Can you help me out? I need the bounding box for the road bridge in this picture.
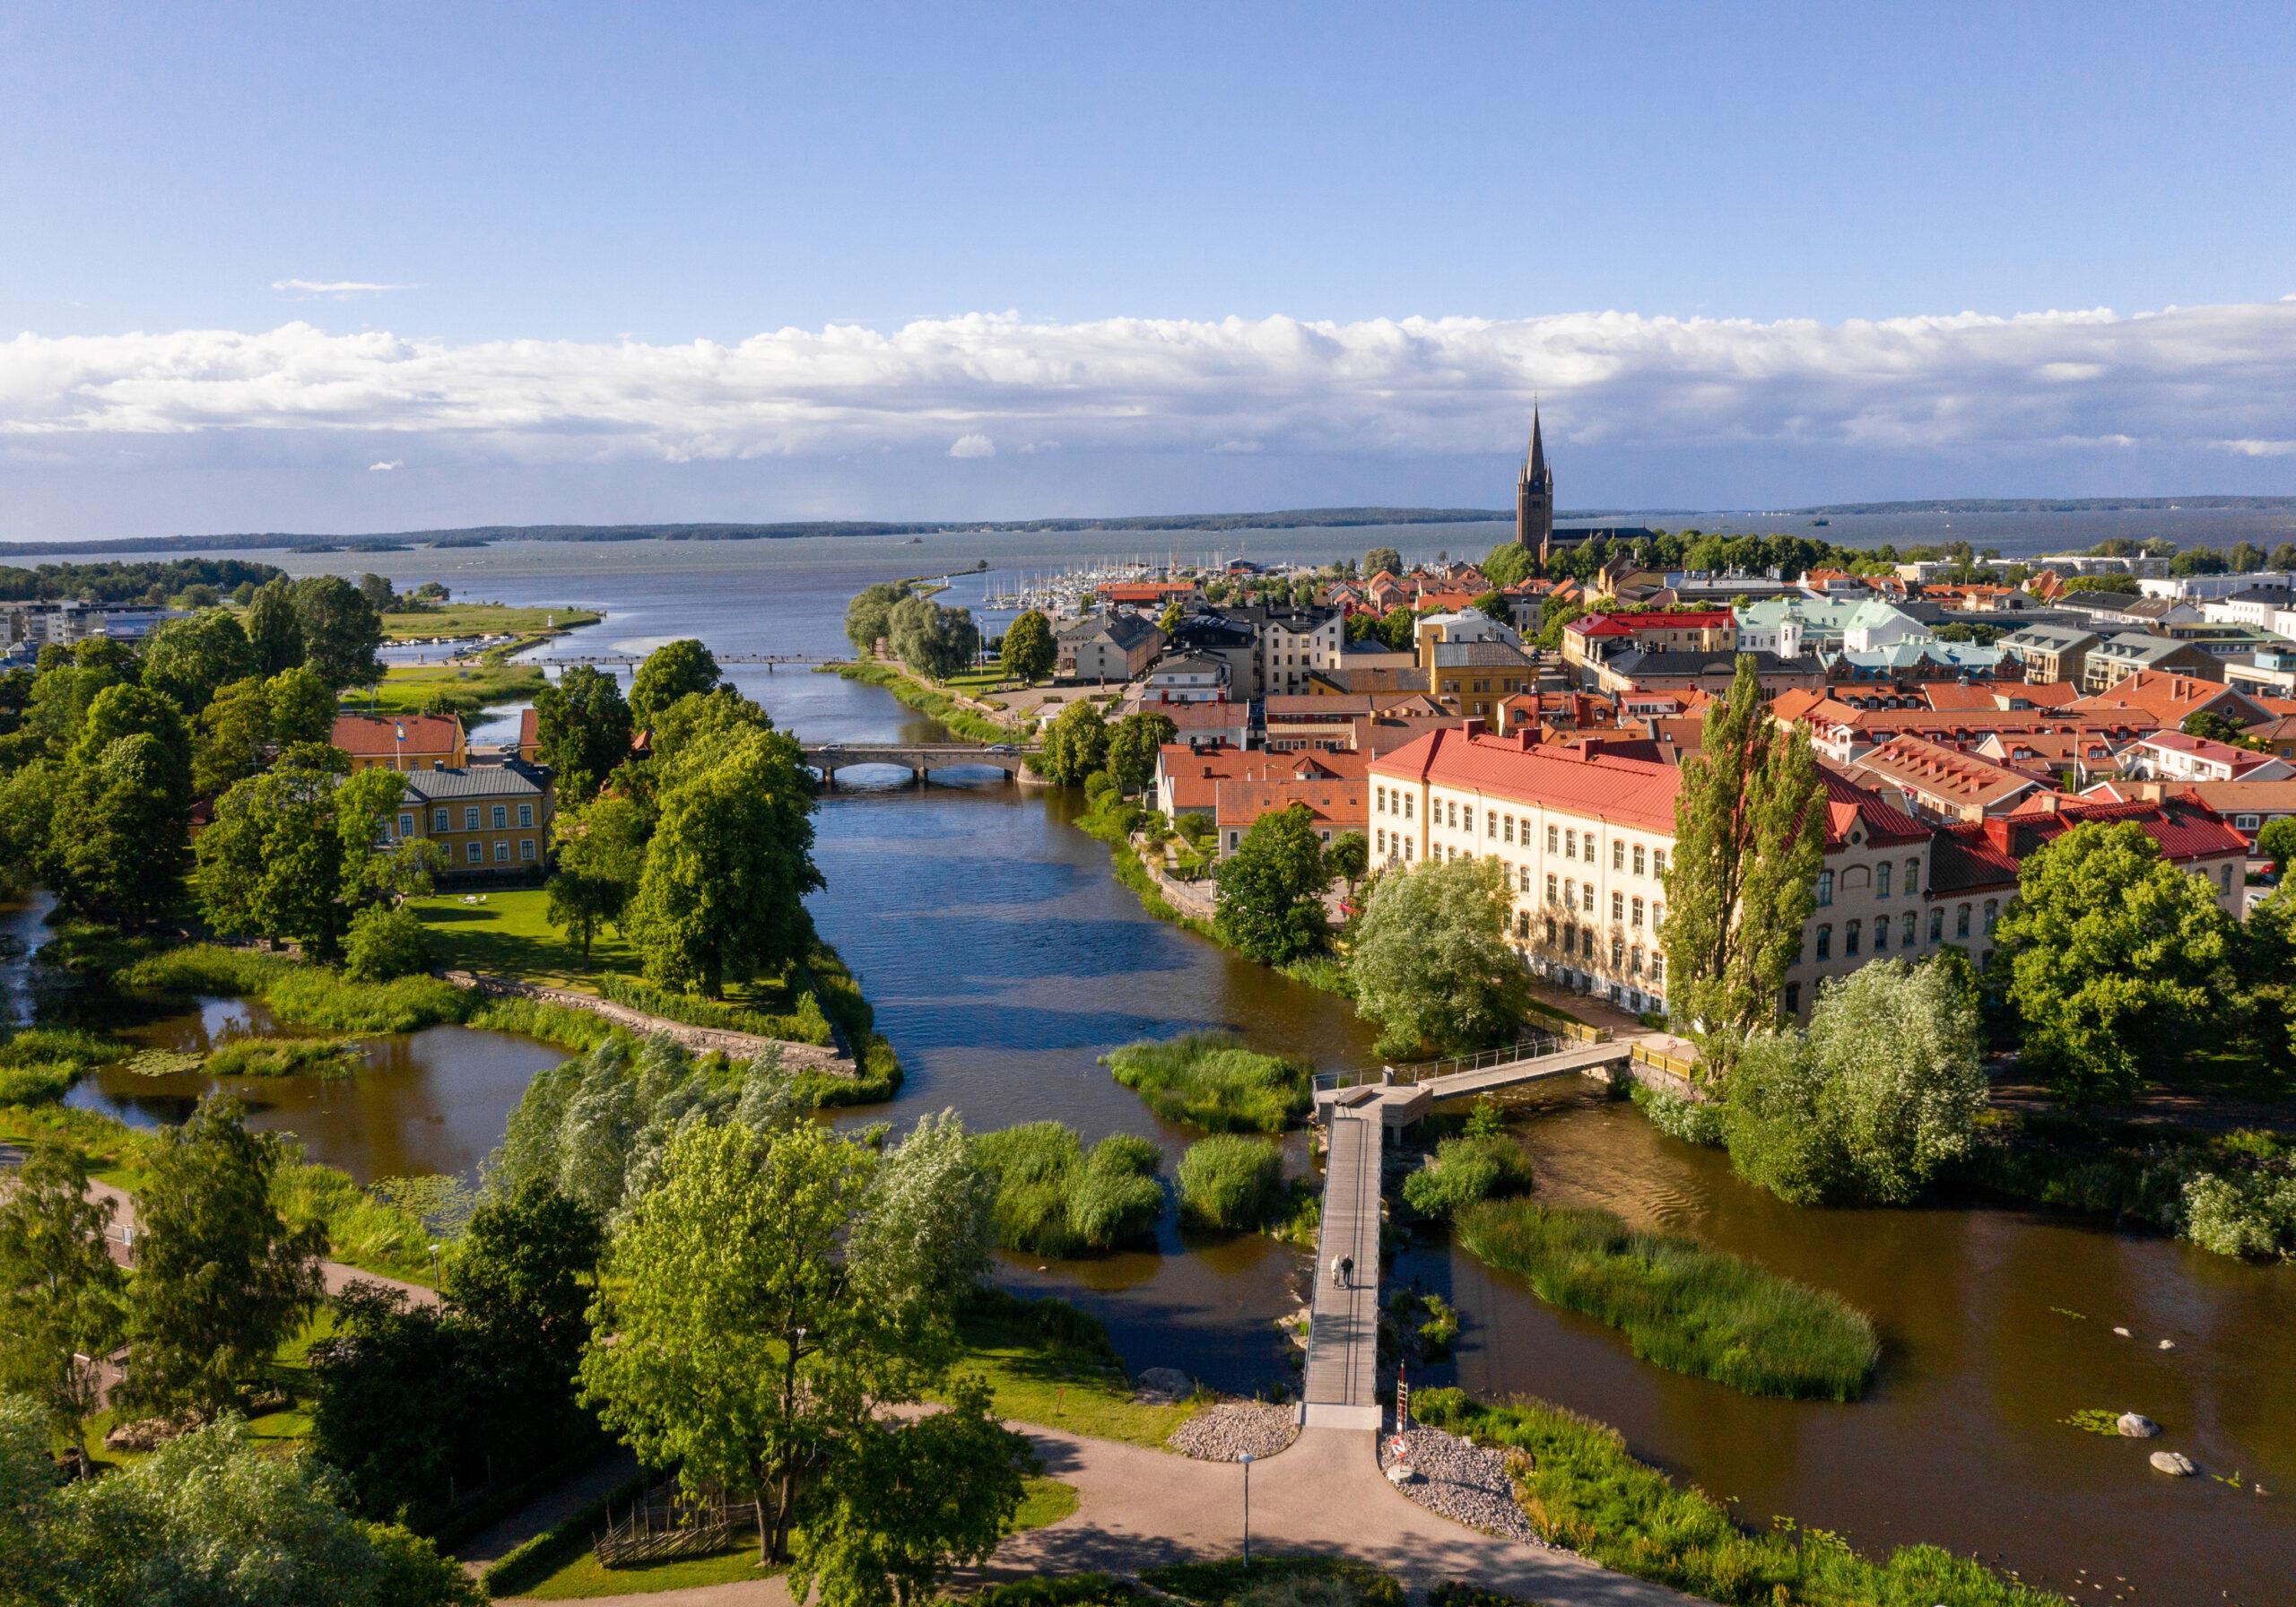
[530,653,846,668]
[797,742,1038,786]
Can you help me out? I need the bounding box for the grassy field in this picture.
[380,604,599,642]
[511,1477,1075,1600]
[413,888,639,988]
[951,1292,1202,1448]
[345,659,548,717]
[1454,1198,1880,1400]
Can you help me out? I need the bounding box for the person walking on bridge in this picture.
[1333,1253,1353,1289]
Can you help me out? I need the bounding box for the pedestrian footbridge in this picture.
[1309,1034,1633,1134]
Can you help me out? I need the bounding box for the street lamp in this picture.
[1239,1452,1254,1565]
[428,1241,441,1287]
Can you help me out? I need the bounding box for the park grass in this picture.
[1410,1388,2058,1607]
[1453,1198,1879,1401]
[827,658,1029,743]
[412,888,639,988]
[951,1289,1203,1448]
[1103,1033,1310,1134]
[1176,1134,1286,1229]
[379,603,599,643]
[344,658,548,717]
[973,1124,1164,1257]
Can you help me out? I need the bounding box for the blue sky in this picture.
[4,1,2293,541]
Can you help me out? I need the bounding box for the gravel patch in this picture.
[1167,1401,1300,1462]
[1378,1425,1544,1545]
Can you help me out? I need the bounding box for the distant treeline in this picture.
[0,558,288,604]
[1795,495,2296,516]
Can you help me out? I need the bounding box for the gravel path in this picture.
[1378,1425,1544,1546]
[1166,1401,1300,1462]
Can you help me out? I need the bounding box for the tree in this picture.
[844,581,915,655]
[648,684,773,780]
[246,577,305,675]
[46,733,190,929]
[140,608,255,715]
[886,595,980,682]
[1720,958,1987,1205]
[344,903,430,981]
[307,1284,469,1531]
[335,766,442,908]
[443,1178,602,1463]
[625,728,822,997]
[1157,599,1183,636]
[547,794,648,963]
[1470,588,1506,619]
[265,664,337,746]
[0,1142,125,1465]
[1213,804,1330,964]
[531,664,634,804]
[1363,545,1403,578]
[1324,830,1369,890]
[69,681,191,790]
[1105,711,1177,796]
[1662,655,1825,1081]
[1534,595,1586,650]
[999,608,1055,683]
[194,674,274,797]
[579,1113,991,1563]
[1034,699,1108,786]
[630,638,723,725]
[194,746,352,953]
[1993,821,2235,1105]
[292,575,387,691]
[357,572,396,612]
[2183,709,2265,750]
[1348,855,1528,1057]
[116,1097,326,1421]
[1480,541,1534,589]
[2258,815,2296,875]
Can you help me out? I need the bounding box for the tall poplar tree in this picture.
[1661,655,1824,1081]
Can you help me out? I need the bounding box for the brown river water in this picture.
[5,534,2288,1603]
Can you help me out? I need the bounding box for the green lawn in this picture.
[950,1308,1201,1449]
[413,889,638,989]
[512,1478,1075,1600]
[380,604,599,643]
[346,660,547,717]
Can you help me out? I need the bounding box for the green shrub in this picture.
[2179,1167,2296,1259]
[1400,1134,1534,1219]
[0,1063,73,1104]
[204,1037,358,1079]
[1454,1198,1879,1400]
[973,1123,1165,1256]
[1631,1081,1724,1146]
[1103,1032,1310,1133]
[1407,1391,2055,1607]
[118,943,469,1034]
[1144,1558,1405,1607]
[1177,1134,1284,1229]
[598,970,834,1045]
[344,903,430,983]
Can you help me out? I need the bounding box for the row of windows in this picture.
[1814,856,1923,905]
[1372,789,1668,880]
[1526,915,1667,982]
[438,838,540,865]
[396,802,537,836]
[1812,899,1997,961]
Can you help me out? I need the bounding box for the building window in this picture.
[2221,864,2233,895]
[1547,824,1559,853]
[397,812,414,838]
[1816,925,1833,961]
[1228,831,1239,850]
[495,840,509,863]
[1983,899,1998,932]
[1581,883,1595,914]
[1653,849,1668,877]
[1462,806,1474,833]
[1634,845,1647,876]
[1629,945,1642,977]
[1611,938,1625,970]
[1956,903,1971,937]
[1650,952,1665,985]
[1902,911,1918,947]
[1785,982,1801,1017]
[1874,916,1889,952]
[489,804,507,830]
[1544,916,1558,944]
[521,838,537,862]
[518,803,535,828]
[1565,829,1577,859]
[1515,911,1529,940]
[1564,878,1576,908]
[1846,919,1862,957]
[1613,839,1625,871]
[1612,891,1624,922]
[1546,873,1558,903]
[1631,897,1644,928]
[1929,908,1944,943]
[1503,815,1514,843]
[433,808,448,831]
[2235,813,2259,830]
[1877,862,1892,899]
[466,841,483,864]
[1405,795,1413,820]
[465,806,481,830]
[1375,786,1386,813]
[1518,865,1529,893]
[1816,870,1833,907]
[1488,811,1499,838]
[1905,857,1920,895]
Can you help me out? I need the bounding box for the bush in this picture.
[344,904,431,983]
[1103,1032,1310,1133]
[2179,1166,2296,1259]
[973,1123,1165,1256]
[1408,1391,2054,1607]
[1177,1135,1284,1229]
[0,1063,74,1104]
[204,1036,357,1079]
[598,969,834,1046]
[120,943,470,1034]
[1400,1134,1534,1219]
[1454,1198,1879,1399]
[1631,1081,1724,1146]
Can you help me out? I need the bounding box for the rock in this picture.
[1134,1367,1194,1403]
[1166,1401,1300,1462]
[1386,1461,1419,1485]
[2117,1413,2161,1438]
[2158,1339,2176,1351]
[2112,1326,2132,1338]
[2149,1451,2196,1477]
[1378,1427,1544,1546]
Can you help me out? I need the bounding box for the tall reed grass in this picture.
[1104,1032,1309,1133]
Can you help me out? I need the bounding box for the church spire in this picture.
[1515,403,1554,557]
[1525,404,1549,489]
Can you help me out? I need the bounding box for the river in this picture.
[11,522,2292,1603]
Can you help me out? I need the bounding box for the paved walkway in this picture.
[523,1423,1703,1607]
[1300,1115,1382,1429]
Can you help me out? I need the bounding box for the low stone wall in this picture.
[1141,855,1218,921]
[445,971,854,1074]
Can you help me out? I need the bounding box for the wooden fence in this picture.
[593,1483,761,1568]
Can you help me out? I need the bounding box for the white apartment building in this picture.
[1259,607,1344,698]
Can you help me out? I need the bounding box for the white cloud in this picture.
[1209,439,1264,454]
[272,279,416,296]
[2,301,2292,470]
[2214,438,2296,457]
[369,459,403,471]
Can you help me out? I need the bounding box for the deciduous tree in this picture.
[844,581,914,656]
[1034,699,1108,786]
[46,732,191,929]
[630,638,724,724]
[246,577,305,675]
[1347,855,1527,1058]
[532,664,634,804]
[1213,804,1330,965]
[291,574,387,691]
[886,595,981,682]
[547,794,648,963]
[1363,545,1403,578]
[999,608,1055,684]
[1662,655,1825,1080]
[1105,710,1177,797]
[0,1142,125,1465]
[139,608,256,715]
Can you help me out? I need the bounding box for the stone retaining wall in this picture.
[445,971,854,1074]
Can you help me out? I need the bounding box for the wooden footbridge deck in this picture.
[1309,1033,1633,1132]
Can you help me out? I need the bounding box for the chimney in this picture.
[1576,737,1605,761]
[1461,717,1486,738]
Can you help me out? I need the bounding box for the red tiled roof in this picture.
[1370,723,1682,833]
[1815,768,1935,847]
[1996,795,2251,863]
[1159,701,1248,729]
[2072,670,2268,727]
[332,711,463,758]
[1214,777,1366,833]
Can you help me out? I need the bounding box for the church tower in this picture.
[1515,405,1554,561]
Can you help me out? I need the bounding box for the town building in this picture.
[392,759,554,875]
[1515,407,1554,560]
[2122,731,2295,786]
[2079,632,2223,693]
[1057,612,1163,683]
[1427,638,1539,719]
[1998,624,2101,687]
[1848,734,2042,822]
[1559,610,1735,672]
[331,712,469,772]
[1142,651,1233,704]
[1258,607,1344,698]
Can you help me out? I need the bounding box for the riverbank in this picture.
[825,658,1030,743]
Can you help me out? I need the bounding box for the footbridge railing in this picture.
[1311,1029,1576,1096]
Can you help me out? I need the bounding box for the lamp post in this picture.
[428,1241,441,1288]
[1239,1452,1254,1565]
